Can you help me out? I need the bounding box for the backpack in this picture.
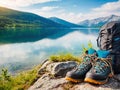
[97,21,120,74]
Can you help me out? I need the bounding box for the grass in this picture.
[49,40,93,63]
[0,53,83,90]
[50,53,82,63]
[0,64,42,90]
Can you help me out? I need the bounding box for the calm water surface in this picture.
[0,28,99,73]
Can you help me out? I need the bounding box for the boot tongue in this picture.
[83,48,96,62]
[88,48,96,55]
[97,50,110,58]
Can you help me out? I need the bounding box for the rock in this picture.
[30,61,120,90]
[71,74,120,90]
[46,61,77,77]
[38,60,77,77]
[38,60,52,75]
[28,74,68,90]
[29,74,120,90]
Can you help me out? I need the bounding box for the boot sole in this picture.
[84,73,113,85]
[84,78,108,85]
[65,76,83,83]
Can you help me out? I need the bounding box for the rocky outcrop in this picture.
[38,60,77,77]
[29,74,68,90]
[29,60,120,90]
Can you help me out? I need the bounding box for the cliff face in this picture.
[29,60,120,90]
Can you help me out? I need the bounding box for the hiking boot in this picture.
[65,48,96,83]
[85,50,114,85]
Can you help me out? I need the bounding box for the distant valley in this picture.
[49,17,82,27]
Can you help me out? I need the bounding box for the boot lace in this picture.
[93,58,114,76]
[75,54,97,72]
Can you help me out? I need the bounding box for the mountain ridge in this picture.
[0,6,65,28]
[78,15,120,27]
[49,17,83,27]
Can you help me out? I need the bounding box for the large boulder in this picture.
[38,60,78,77]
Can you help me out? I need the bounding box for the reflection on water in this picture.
[0,27,75,43]
[0,28,99,73]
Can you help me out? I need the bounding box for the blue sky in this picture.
[0,0,120,23]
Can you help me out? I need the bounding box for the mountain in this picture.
[49,17,82,27]
[78,15,120,28]
[0,7,71,43]
[0,7,64,28]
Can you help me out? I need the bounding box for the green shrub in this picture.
[50,53,82,63]
[49,41,93,63]
[0,64,41,90]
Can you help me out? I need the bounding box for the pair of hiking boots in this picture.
[65,48,114,85]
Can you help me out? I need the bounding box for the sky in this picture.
[0,0,120,23]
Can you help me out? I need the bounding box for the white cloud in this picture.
[93,1,120,12]
[68,0,120,23]
[31,8,83,23]
[31,8,58,17]
[57,12,83,23]
[79,0,120,22]
[40,6,58,11]
[59,0,120,23]
[0,0,60,9]
[33,0,120,23]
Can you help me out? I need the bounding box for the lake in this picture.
[0,28,99,74]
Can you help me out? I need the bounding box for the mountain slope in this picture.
[78,15,120,27]
[0,7,64,28]
[49,17,82,27]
